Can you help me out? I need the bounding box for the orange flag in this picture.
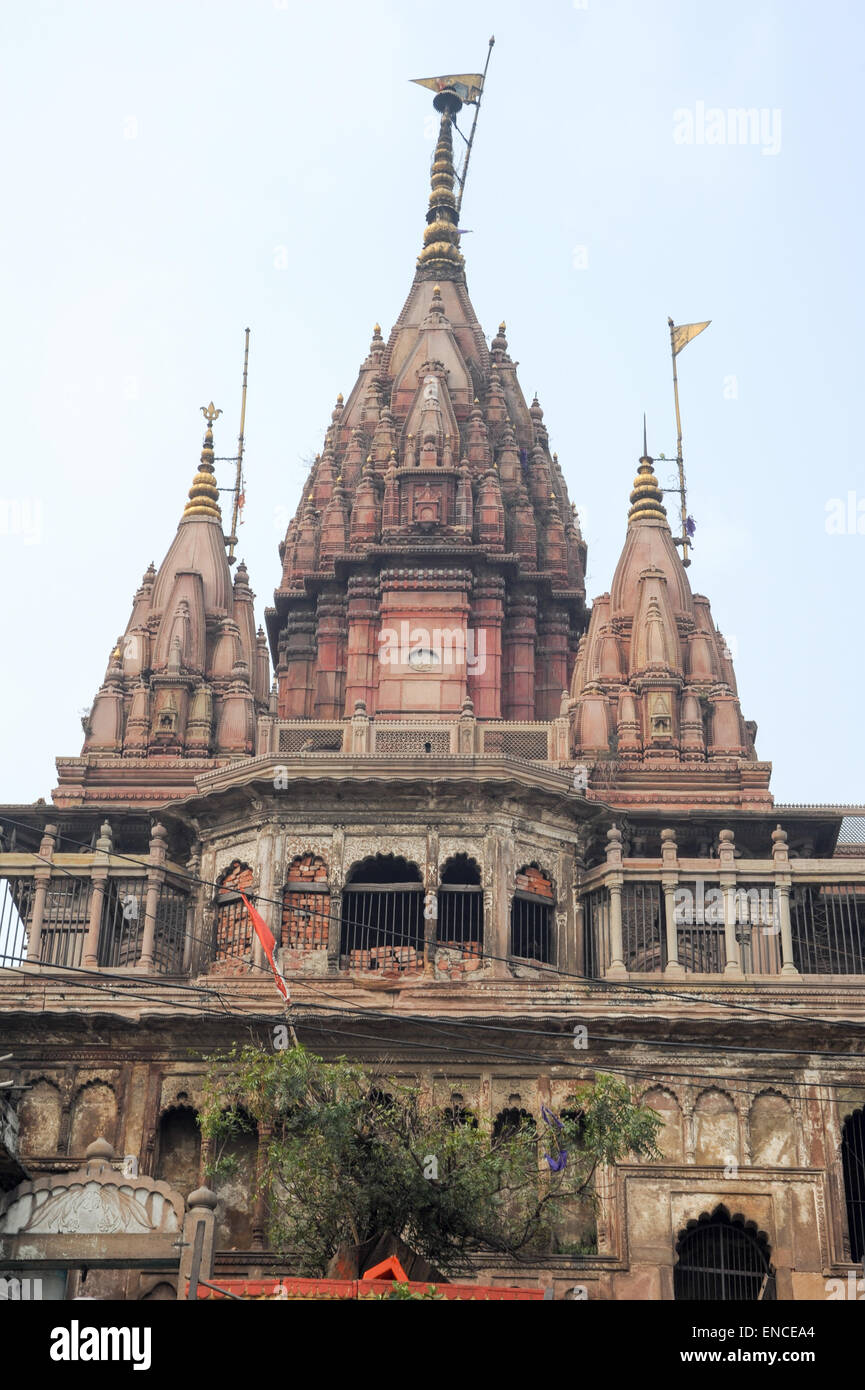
[239,892,290,1004]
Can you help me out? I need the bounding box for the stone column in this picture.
[137,823,168,973]
[314,592,347,720]
[558,845,576,975]
[535,607,570,721]
[327,826,344,973]
[83,820,113,970]
[489,829,512,978]
[661,827,684,977]
[25,823,57,964]
[253,824,279,973]
[278,607,317,718]
[719,828,743,978]
[772,825,800,977]
[177,1186,218,1299]
[468,577,504,719]
[343,575,380,715]
[424,827,439,976]
[502,592,537,720]
[605,826,628,981]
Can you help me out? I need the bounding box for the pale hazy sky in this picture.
[1,0,861,806]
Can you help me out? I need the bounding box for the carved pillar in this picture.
[343,575,380,715]
[327,826,345,972]
[314,592,347,720]
[682,1099,696,1164]
[605,826,627,980]
[424,827,439,976]
[719,828,743,977]
[251,1123,272,1251]
[178,1187,218,1299]
[535,608,569,721]
[26,823,57,964]
[467,577,504,719]
[772,825,800,977]
[83,820,113,970]
[489,829,512,978]
[137,822,168,973]
[558,845,576,975]
[661,827,684,977]
[503,592,537,720]
[278,607,317,718]
[254,824,279,972]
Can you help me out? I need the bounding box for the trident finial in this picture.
[200,402,222,426]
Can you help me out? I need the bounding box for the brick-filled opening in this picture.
[282,854,330,951]
[214,861,253,966]
[510,864,554,963]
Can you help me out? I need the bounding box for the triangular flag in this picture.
[411,73,484,105]
[239,891,290,1004]
[671,320,711,356]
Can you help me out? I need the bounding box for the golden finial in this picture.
[373,323,381,334]
[627,449,668,527]
[183,402,222,522]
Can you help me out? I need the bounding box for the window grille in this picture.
[674,1207,774,1301]
[790,884,865,974]
[340,855,424,973]
[841,1106,865,1263]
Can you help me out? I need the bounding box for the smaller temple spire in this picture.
[182,404,223,522]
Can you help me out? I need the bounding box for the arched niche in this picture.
[749,1091,796,1168]
[69,1081,117,1156]
[694,1088,738,1166]
[643,1087,684,1162]
[17,1078,62,1156]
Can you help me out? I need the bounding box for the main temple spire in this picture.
[417,91,464,279]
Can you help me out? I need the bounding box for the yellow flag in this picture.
[671,320,711,355]
[412,74,485,105]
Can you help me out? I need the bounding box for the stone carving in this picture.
[0,1140,183,1237]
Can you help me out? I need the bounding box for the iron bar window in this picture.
[841,1106,865,1263]
[674,1207,773,1301]
[790,884,865,974]
[340,855,424,973]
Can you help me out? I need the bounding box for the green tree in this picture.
[199,1044,661,1277]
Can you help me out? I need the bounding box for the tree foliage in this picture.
[199,1044,662,1277]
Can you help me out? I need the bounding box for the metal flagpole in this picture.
[456,36,495,217]
[227,328,250,567]
[668,316,691,568]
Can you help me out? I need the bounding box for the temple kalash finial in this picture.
[411,38,494,279]
[627,413,668,527]
[182,403,223,521]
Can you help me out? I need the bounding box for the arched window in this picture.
[282,854,330,951]
[214,862,253,965]
[155,1105,201,1194]
[510,864,554,963]
[437,854,483,958]
[841,1106,865,1262]
[493,1107,536,1145]
[674,1206,774,1301]
[340,855,423,974]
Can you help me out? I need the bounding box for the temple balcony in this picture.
[578,826,865,981]
[259,711,567,763]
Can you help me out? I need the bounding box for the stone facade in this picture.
[1,82,864,1302]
